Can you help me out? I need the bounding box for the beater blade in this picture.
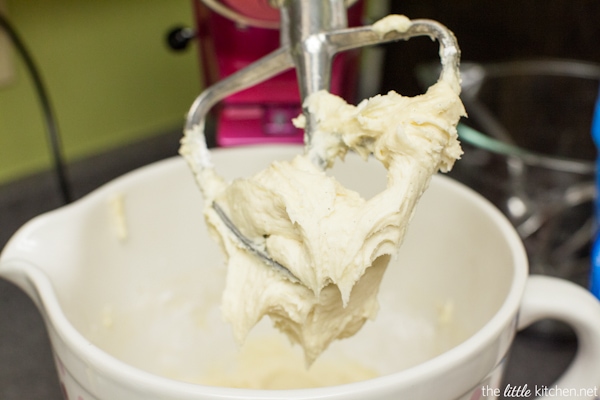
[180,0,461,286]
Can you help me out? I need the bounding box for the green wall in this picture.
[0,0,202,185]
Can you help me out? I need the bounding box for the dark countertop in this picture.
[0,131,583,399]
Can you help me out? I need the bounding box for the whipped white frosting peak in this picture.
[298,81,463,173]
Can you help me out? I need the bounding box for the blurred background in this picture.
[0,0,200,188]
[1,0,599,399]
[1,0,600,194]
[383,1,600,95]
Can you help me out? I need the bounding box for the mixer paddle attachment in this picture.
[180,0,461,286]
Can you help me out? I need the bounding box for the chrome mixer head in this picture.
[199,0,361,29]
[180,0,461,285]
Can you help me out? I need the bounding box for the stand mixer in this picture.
[191,0,365,147]
[180,0,462,284]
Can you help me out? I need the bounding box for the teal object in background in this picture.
[590,89,600,299]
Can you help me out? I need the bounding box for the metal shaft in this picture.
[279,0,348,159]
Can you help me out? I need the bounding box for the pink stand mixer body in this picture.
[192,0,365,147]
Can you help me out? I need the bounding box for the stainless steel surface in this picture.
[212,202,301,284]
[182,1,461,282]
[459,59,600,174]
[443,60,600,290]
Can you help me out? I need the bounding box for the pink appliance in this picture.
[192,0,365,147]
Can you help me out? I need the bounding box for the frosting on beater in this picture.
[180,13,466,364]
[200,76,465,364]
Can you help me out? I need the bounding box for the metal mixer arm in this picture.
[181,8,464,286]
[184,47,294,134]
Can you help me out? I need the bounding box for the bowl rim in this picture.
[0,147,529,398]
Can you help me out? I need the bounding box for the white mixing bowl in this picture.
[2,145,600,400]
